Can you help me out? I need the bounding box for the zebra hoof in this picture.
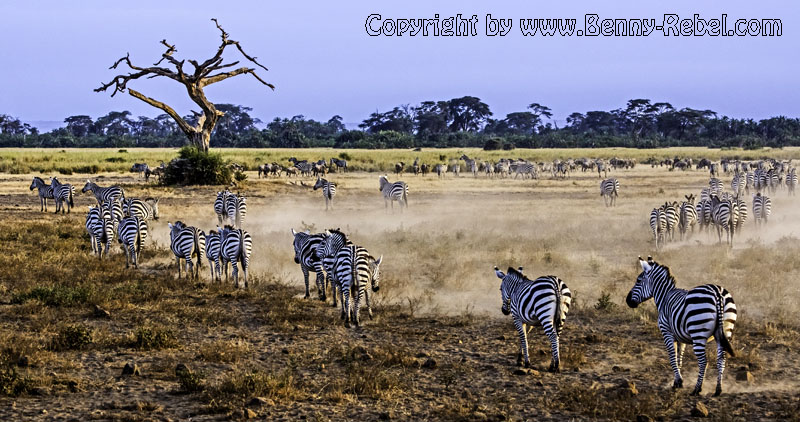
[344,321,351,328]
[318,295,326,302]
[672,379,683,389]
[714,384,722,397]
[303,294,310,299]
[690,387,701,396]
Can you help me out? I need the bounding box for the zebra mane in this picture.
[327,228,347,239]
[507,267,527,280]
[33,176,45,183]
[223,224,235,230]
[649,261,677,286]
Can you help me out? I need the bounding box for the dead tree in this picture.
[95,19,274,153]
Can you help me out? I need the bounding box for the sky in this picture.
[0,0,797,130]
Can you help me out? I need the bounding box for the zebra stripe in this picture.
[316,229,353,311]
[313,178,337,211]
[752,193,771,226]
[82,180,124,204]
[600,178,619,207]
[650,208,666,249]
[379,176,408,211]
[220,225,252,288]
[711,195,737,245]
[49,177,74,214]
[662,202,679,242]
[225,193,247,228]
[117,216,146,269]
[214,191,229,224]
[168,221,206,279]
[101,199,123,223]
[627,257,737,396]
[30,177,54,212]
[123,198,160,222]
[786,169,797,195]
[291,229,327,300]
[495,267,571,371]
[333,245,382,328]
[205,230,222,282]
[679,195,698,240]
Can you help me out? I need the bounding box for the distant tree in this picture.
[64,115,94,137]
[213,104,261,141]
[359,106,414,133]
[414,101,450,136]
[447,96,492,132]
[326,115,346,134]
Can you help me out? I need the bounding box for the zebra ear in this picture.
[374,255,383,266]
[168,223,173,229]
[494,266,505,279]
[291,228,297,236]
[639,258,651,272]
[305,230,310,235]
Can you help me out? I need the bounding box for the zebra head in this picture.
[290,228,310,264]
[30,177,45,190]
[494,266,514,315]
[370,255,383,292]
[313,178,325,190]
[82,180,95,193]
[379,175,389,191]
[168,221,184,241]
[146,197,160,220]
[626,256,657,308]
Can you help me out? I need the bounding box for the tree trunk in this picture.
[190,131,211,153]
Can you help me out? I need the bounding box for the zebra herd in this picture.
[403,156,629,180]
[29,176,75,214]
[214,190,247,227]
[291,228,382,328]
[258,157,347,178]
[648,172,783,248]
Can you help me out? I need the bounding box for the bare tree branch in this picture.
[127,89,195,136]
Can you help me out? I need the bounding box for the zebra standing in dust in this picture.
[379,175,408,211]
[49,177,75,214]
[460,155,478,177]
[86,206,115,258]
[219,225,252,288]
[117,216,146,269]
[600,178,619,207]
[330,157,347,173]
[662,202,680,242]
[434,163,447,178]
[333,244,382,328]
[205,229,222,282]
[711,195,737,245]
[123,198,160,221]
[752,192,772,227]
[494,266,571,371]
[650,207,667,249]
[313,178,337,211]
[225,193,247,228]
[214,191,230,224]
[316,229,354,312]
[679,194,698,240]
[81,180,124,204]
[168,221,206,279]
[291,229,327,300]
[734,196,748,231]
[30,177,54,212]
[786,168,798,195]
[626,257,736,396]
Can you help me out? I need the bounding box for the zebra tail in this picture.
[193,229,202,268]
[69,187,74,207]
[553,277,563,335]
[716,288,735,357]
[403,185,408,207]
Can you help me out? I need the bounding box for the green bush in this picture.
[131,324,177,350]
[338,152,352,161]
[162,146,232,186]
[483,138,503,151]
[234,171,248,183]
[0,365,35,397]
[49,324,93,351]
[105,157,125,163]
[11,285,91,307]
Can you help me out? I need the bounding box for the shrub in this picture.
[131,324,177,350]
[594,292,617,312]
[177,367,205,393]
[0,365,35,397]
[162,146,232,186]
[11,285,91,307]
[234,171,248,183]
[502,142,516,151]
[105,157,125,163]
[483,138,503,151]
[338,152,352,161]
[49,324,93,351]
[117,149,128,153]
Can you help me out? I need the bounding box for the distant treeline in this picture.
[2,98,800,149]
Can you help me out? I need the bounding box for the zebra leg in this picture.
[662,334,683,388]
[513,319,529,367]
[187,257,194,280]
[232,262,239,288]
[315,270,326,301]
[215,258,221,282]
[714,342,727,397]
[690,341,708,395]
[176,257,182,278]
[242,260,248,289]
[547,331,561,373]
[301,266,311,299]
[131,244,138,269]
[676,342,686,371]
[365,287,373,319]
[342,285,351,327]
[208,258,215,281]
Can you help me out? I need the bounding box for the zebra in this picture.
[412,158,420,175]
[484,161,495,178]
[30,177,54,212]
[333,244,382,327]
[711,195,737,245]
[225,193,247,228]
[330,157,348,173]
[168,221,206,279]
[85,206,103,257]
[394,162,405,175]
[291,229,327,300]
[219,225,252,288]
[734,196,748,230]
[460,155,478,177]
[786,168,798,195]
[313,178,337,211]
[101,198,123,223]
[205,229,222,282]
[86,206,116,259]
[434,164,447,178]
[513,162,536,179]
[379,176,408,211]
[679,194,698,240]
[81,180,124,204]
[650,208,666,249]
[662,202,680,242]
[626,257,736,396]
[752,192,771,227]
[708,178,723,195]
[49,177,74,214]
[420,163,430,176]
[117,216,146,269]
[130,163,150,178]
[316,229,353,311]
[731,172,745,196]
[123,198,159,221]
[451,161,460,177]
[600,178,619,207]
[494,266,571,371]
[214,191,229,224]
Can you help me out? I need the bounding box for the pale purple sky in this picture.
[0,0,796,130]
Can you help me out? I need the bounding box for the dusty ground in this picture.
[1,164,799,421]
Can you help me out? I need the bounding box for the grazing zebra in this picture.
[333,244,382,327]
[662,202,680,242]
[81,180,124,204]
[168,221,206,279]
[117,216,146,269]
[123,197,160,221]
[291,229,327,300]
[214,191,229,224]
[379,176,408,211]
[29,177,54,212]
[205,229,222,282]
[225,193,247,228]
[313,178,337,211]
[600,178,619,207]
[626,257,736,396]
[679,195,698,240]
[752,192,771,227]
[130,163,150,177]
[460,155,478,177]
[219,225,252,288]
[650,208,666,249]
[786,168,798,195]
[330,157,348,173]
[711,195,737,245]
[49,177,74,214]
[494,266,571,371]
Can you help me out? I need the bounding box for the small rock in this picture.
[612,365,622,372]
[421,358,437,369]
[378,410,394,420]
[617,379,638,397]
[735,370,754,383]
[17,356,29,367]
[93,304,111,319]
[636,415,653,422]
[512,368,529,376]
[247,397,274,408]
[243,408,257,419]
[691,402,709,418]
[40,409,47,415]
[121,362,140,376]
